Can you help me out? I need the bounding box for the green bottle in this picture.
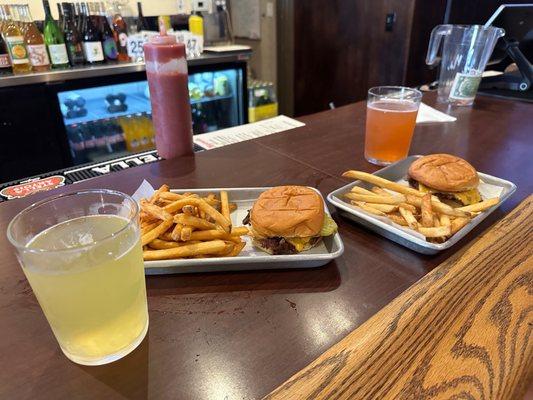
[42,0,69,68]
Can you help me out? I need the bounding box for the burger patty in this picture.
[257,236,321,255]
[408,177,467,206]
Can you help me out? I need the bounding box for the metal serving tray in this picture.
[327,156,517,255]
[144,187,344,274]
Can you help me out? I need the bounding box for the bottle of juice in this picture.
[143,29,193,158]
[2,5,31,74]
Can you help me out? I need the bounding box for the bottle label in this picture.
[449,72,482,101]
[0,53,11,68]
[103,37,118,59]
[48,43,69,65]
[67,42,85,63]
[6,36,29,64]
[118,32,128,48]
[83,41,104,62]
[27,44,51,67]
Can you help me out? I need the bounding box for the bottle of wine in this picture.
[2,5,31,74]
[81,2,104,64]
[0,5,14,74]
[62,2,84,65]
[112,6,129,62]
[19,5,50,72]
[42,0,69,68]
[98,2,118,60]
[73,2,82,32]
[136,2,148,33]
[56,3,64,28]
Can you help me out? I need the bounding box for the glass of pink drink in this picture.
[144,35,193,158]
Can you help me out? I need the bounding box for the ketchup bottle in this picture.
[143,28,193,158]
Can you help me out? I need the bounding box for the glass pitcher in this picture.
[426,25,504,105]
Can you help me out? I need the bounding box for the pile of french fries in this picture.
[139,185,248,260]
[342,171,500,242]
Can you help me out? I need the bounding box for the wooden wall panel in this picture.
[291,0,416,116]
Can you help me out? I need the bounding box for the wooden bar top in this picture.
[265,195,532,400]
[0,92,531,399]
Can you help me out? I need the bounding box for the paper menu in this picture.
[193,115,305,150]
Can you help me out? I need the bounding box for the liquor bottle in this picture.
[18,5,50,72]
[81,2,104,64]
[136,2,148,33]
[112,7,129,62]
[74,2,82,32]
[2,5,32,74]
[62,3,84,65]
[0,6,13,73]
[42,1,69,69]
[98,2,118,60]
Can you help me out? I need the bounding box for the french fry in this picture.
[456,197,499,213]
[149,239,183,250]
[364,203,398,213]
[141,218,174,246]
[417,225,451,238]
[171,223,183,241]
[226,240,246,257]
[398,203,418,213]
[164,197,231,232]
[229,203,238,213]
[149,184,169,204]
[182,205,196,216]
[214,242,235,256]
[405,194,469,217]
[350,186,376,196]
[174,214,216,230]
[439,214,451,227]
[141,200,173,221]
[180,226,193,241]
[342,170,423,197]
[421,194,434,227]
[345,192,405,204]
[387,213,408,226]
[399,206,418,230]
[220,190,231,223]
[450,217,470,234]
[159,192,193,201]
[371,187,392,197]
[159,231,174,241]
[141,221,159,235]
[189,227,248,241]
[433,216,440,227]
[351,201,386,216]
[143,240,227,260]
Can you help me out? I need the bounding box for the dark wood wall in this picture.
[290,0,417,116]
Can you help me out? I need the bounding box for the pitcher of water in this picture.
[426,25,505,105]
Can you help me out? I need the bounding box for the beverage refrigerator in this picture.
[0,53,248,183]
[57,67,244,166]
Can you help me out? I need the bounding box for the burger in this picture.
[408,154,481,207]
[244,186,338,255]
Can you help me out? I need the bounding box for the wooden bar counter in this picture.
[0,92,531,399]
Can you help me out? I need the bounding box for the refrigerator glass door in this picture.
[56,67,244,165]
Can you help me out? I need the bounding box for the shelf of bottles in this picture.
[58,67,240,165]
[0,1,146,75]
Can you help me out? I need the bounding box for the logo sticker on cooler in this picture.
[0,176,66,200]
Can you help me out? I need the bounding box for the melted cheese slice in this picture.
[286,237,311,252]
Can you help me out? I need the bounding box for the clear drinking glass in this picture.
[364,86,422,166]
[7,189,148,366]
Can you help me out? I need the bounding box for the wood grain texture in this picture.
[265,196,533,400]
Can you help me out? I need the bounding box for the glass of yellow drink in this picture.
[7,189,148,366]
